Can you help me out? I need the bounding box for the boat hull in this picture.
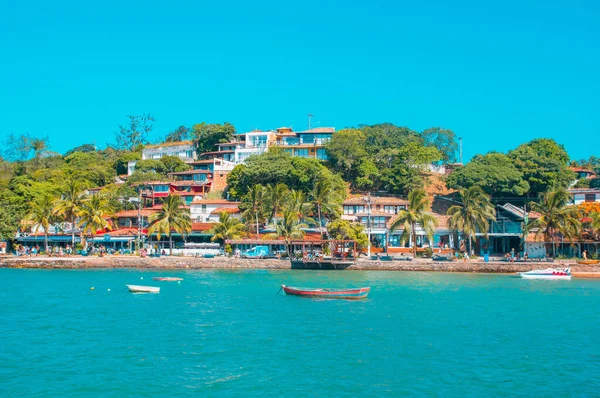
[290,260,354,270]
[152,277,183,282]
[576,260,599,265]
[126,284,160,293]
[282,285,370,299]
[518,268,572,280]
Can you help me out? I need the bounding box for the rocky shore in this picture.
[1,255,600,277]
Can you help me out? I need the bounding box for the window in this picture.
[316,148,328,160]
[585,193,596,202]
[372,217,387,229]
[295,149,309,158]
[201,204,207,214]
[154,185,169,193]
[250,135,268,148]
[193,174,207,182]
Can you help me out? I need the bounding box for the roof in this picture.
[200,150,235,155]
[169,170,210,175]
[298,127,335,133]
[343,196,408,206]
[169,180,210,187]
[569,188,600,194]
[115,209,157,218]
[192,222,214,232]
[216,141,241,146]
[569,167,596,173]
[191,199,240,205]
[144,140,195,149]
[106,228,144,237]
[210,207,240,214]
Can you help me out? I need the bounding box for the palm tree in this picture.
[264,209,309,257]
[209,211,246,245]
[24,193,57,253]
[530,188,581,257]
[54,178,86,249]
[29,137,49,160]
[265,183,289,223]
[148,195,192,255]
[242,184,266,236]
[309,177,342,238]
[78,194,114,248]
[390,189,438,257]
[287,189,314,223]
[446,186,496,255]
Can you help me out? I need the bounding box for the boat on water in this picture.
[126,285,160,293]
[281,285,370,299]
[519,268,572,280]
[576,260,600,265]
[152,277,183,282]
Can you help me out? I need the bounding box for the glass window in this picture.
[295,149,309,158]
[193,174,207,182]
[201,204,207,214]
[316,148,328,160]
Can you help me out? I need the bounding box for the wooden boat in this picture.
[152,277,183,282]
[126,284,160,293]
[281,285,370,299]
[576,260,600,265]
[518,268,572,280]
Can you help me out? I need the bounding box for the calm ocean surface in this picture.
[1,268,599,397]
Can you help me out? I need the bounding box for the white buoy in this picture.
[140,277,143,280]
[107,288,111,292]
[90,287,95,290]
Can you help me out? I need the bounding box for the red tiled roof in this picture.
[192,222,214,232]
[169,170,210,175]
[169,180,210,187]
[191,199,239,205]
[107,228,144,237]
[211,207,240,214]
[115,209,157,218]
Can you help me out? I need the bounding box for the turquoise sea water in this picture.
[1,269,599,397]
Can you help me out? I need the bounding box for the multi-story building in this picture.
[569,188,600,204]
[141,141,197,162]
[273,127,334,160]
[190,199,240,222]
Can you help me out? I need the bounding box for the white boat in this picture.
[519,268,572,280]
[126,284,160,293]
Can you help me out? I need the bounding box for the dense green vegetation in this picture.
[0,115,598,255]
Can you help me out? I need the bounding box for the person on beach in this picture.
[583,250,588,260]
[510,248,515,262]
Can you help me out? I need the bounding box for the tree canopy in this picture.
[193,122,236,154]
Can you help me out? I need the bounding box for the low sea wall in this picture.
[1,256,600,276]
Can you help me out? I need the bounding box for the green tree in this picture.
[325,129,367,180]
[148,195,192,255]
[209,211,246,245]
[508,139,575,197]
[65,144,97,156]
[54,178,86,249]
[164,125,190,142]
[446,186,497,253]
[310,173,343,237]
[159,155,190,173]
[24,193,58,253]
[115,114,155,151]
[421,127,458,164]
[263,209,309,257]
[242,184,267,235]
[192,122,235,154]
[389,189,438,256]
[529,188,581,257]
[78,194,114,248]
[446,152,530,196]
[327,219,369,251]
[265,183,289,224]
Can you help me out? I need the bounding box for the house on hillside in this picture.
[190,199,240,223]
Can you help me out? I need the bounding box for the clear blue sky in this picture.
[1,0,599,161]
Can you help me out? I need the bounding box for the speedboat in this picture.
[126,284,160,293]
[152,277,183,282]
[519,268,572,280]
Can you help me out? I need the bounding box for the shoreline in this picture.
[2,256,600,277]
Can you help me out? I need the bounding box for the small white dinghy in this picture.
[126,284,160,293]
[519,268,572,280]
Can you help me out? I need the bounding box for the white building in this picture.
[128,141,198,175]
[190,199,240,223]
[233,131,276,164]
[569,188,600,205]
